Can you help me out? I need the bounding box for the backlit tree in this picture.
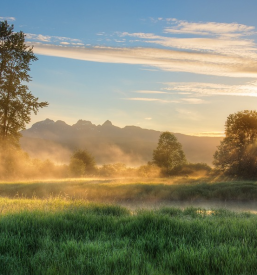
[0,21,48,146]
[213,110,257,178]
[153,131,187,175]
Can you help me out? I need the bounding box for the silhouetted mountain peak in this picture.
[72,120,96,131]
[40,118,54,124]
[56,120,68,126]
[73,119,93,126]
[102,120,113,127]
[30,118,54,130]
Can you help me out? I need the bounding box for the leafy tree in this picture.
[213,110,257,178]
[69,149,96,177]
[153,131,187,175]
[0,21,48,146]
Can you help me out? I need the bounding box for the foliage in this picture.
[0,21,48,146]
[214,110,257,178]
[1,199,257,274]
[98,162,137,177]
[137,163,161,177]
[153,132,187,175]
[69,149,96,176]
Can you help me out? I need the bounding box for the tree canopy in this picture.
[213,110,257,178]
[153,131,187,175]
[69,149,96,176]
[0,21,48,146]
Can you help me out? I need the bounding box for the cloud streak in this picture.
[120,32,256,57]
[164,81,257,97]
[135,90,168,94]
[26,18,257,79]
[26,33,82,44]
[31,43,257,78]
[0,17,15,21]
[124,97,205,104]
[164,18,255,37]
[124,98,178,103]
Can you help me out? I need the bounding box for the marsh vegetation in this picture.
[2,178,257,203]
[1,196,257,274]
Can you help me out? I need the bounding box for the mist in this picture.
[20,118,222,166]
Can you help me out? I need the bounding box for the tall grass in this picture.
[1,178,257,202]
[1,198,257,274]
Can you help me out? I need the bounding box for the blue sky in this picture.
[2,0,257,136]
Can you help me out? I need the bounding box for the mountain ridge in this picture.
[20,119,223,166]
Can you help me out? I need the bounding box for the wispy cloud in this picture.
[124,98,178,103]
[181,98,206,104]
[31,43,257,78]
[119,18,257,61]
[0,16,16,21]
[164,18,255,37]
[26,33,82,45]
[135,90,168,94]
[124,97,205,104]
[120,32,256,57]
[145,117,152,120]
[26,19,257,79]
[164,81,257,97]
[26,34,52,42]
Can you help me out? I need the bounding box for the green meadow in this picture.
[1,179,257,274]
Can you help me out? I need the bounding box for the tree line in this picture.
[1,21,257,180]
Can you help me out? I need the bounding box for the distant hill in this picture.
[20,119,223,166]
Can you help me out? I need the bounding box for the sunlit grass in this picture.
[1,198,257,274]
[1,178,257,205]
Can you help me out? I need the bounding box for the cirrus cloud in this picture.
[164,18,255,37]
[26,18,257,79]
[30,43,257,78]
[164,81,257,97]
[0,16,16,21]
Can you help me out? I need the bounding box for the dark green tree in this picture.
[0,21,48,146]
[153,131,187,175]
[69,149,96,177]
[213,110,257,178]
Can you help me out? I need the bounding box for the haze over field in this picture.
[21,119,222,165]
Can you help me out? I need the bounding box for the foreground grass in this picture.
[1,198,257,274]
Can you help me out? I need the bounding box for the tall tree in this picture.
[0,21,48,146]
[153,131,187,175]
[213,110,257,178]
[69,149,96,176]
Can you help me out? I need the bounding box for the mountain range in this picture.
[20,119,223,166]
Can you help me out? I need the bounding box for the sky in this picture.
[2,0,257,136]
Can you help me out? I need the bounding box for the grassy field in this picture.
[1,179,257,274]
[1,177,257,203]
[1,198,257,274]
